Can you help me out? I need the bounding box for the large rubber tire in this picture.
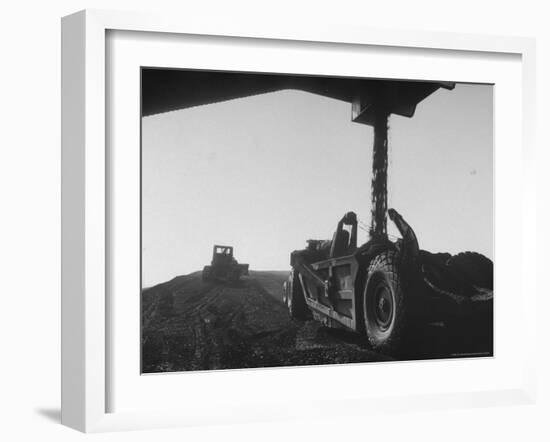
[362,251,407,353]
[286,270,310,320]
[446,252,493,290]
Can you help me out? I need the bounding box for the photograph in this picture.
[140,68,494,373]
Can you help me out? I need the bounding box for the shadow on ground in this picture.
[35,408,61,423]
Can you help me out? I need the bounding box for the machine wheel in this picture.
[362,251,407,353]
[286,270,309,320]
[446,252,493,290]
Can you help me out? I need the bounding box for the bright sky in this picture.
[142,83,493,287]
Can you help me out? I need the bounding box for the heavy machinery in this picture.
[202,245,249,283]
[281,89,493,354]
[282,209,493,353]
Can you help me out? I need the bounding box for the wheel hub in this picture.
[374,284,393,329]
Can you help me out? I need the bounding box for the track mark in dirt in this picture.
[142,272,392,373]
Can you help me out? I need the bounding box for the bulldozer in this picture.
[202,245,249,283]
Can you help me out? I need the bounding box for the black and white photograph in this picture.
[140,68,494,373]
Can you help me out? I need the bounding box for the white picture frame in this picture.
[61,9,537,433]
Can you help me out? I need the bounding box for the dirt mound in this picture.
[141,272,388,372]
[142,271,491,373]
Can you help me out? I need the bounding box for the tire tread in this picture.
[364,250,406,352]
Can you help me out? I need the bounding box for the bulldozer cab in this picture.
[212,245,234,264]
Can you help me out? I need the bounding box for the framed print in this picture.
[61,9,537,433]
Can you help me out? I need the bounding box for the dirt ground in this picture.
[141,271,492,373]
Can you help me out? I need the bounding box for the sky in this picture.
[141,82,493,287]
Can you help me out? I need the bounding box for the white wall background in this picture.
[0,1,547,441]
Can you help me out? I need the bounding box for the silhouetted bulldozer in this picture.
[202,245,249,283]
